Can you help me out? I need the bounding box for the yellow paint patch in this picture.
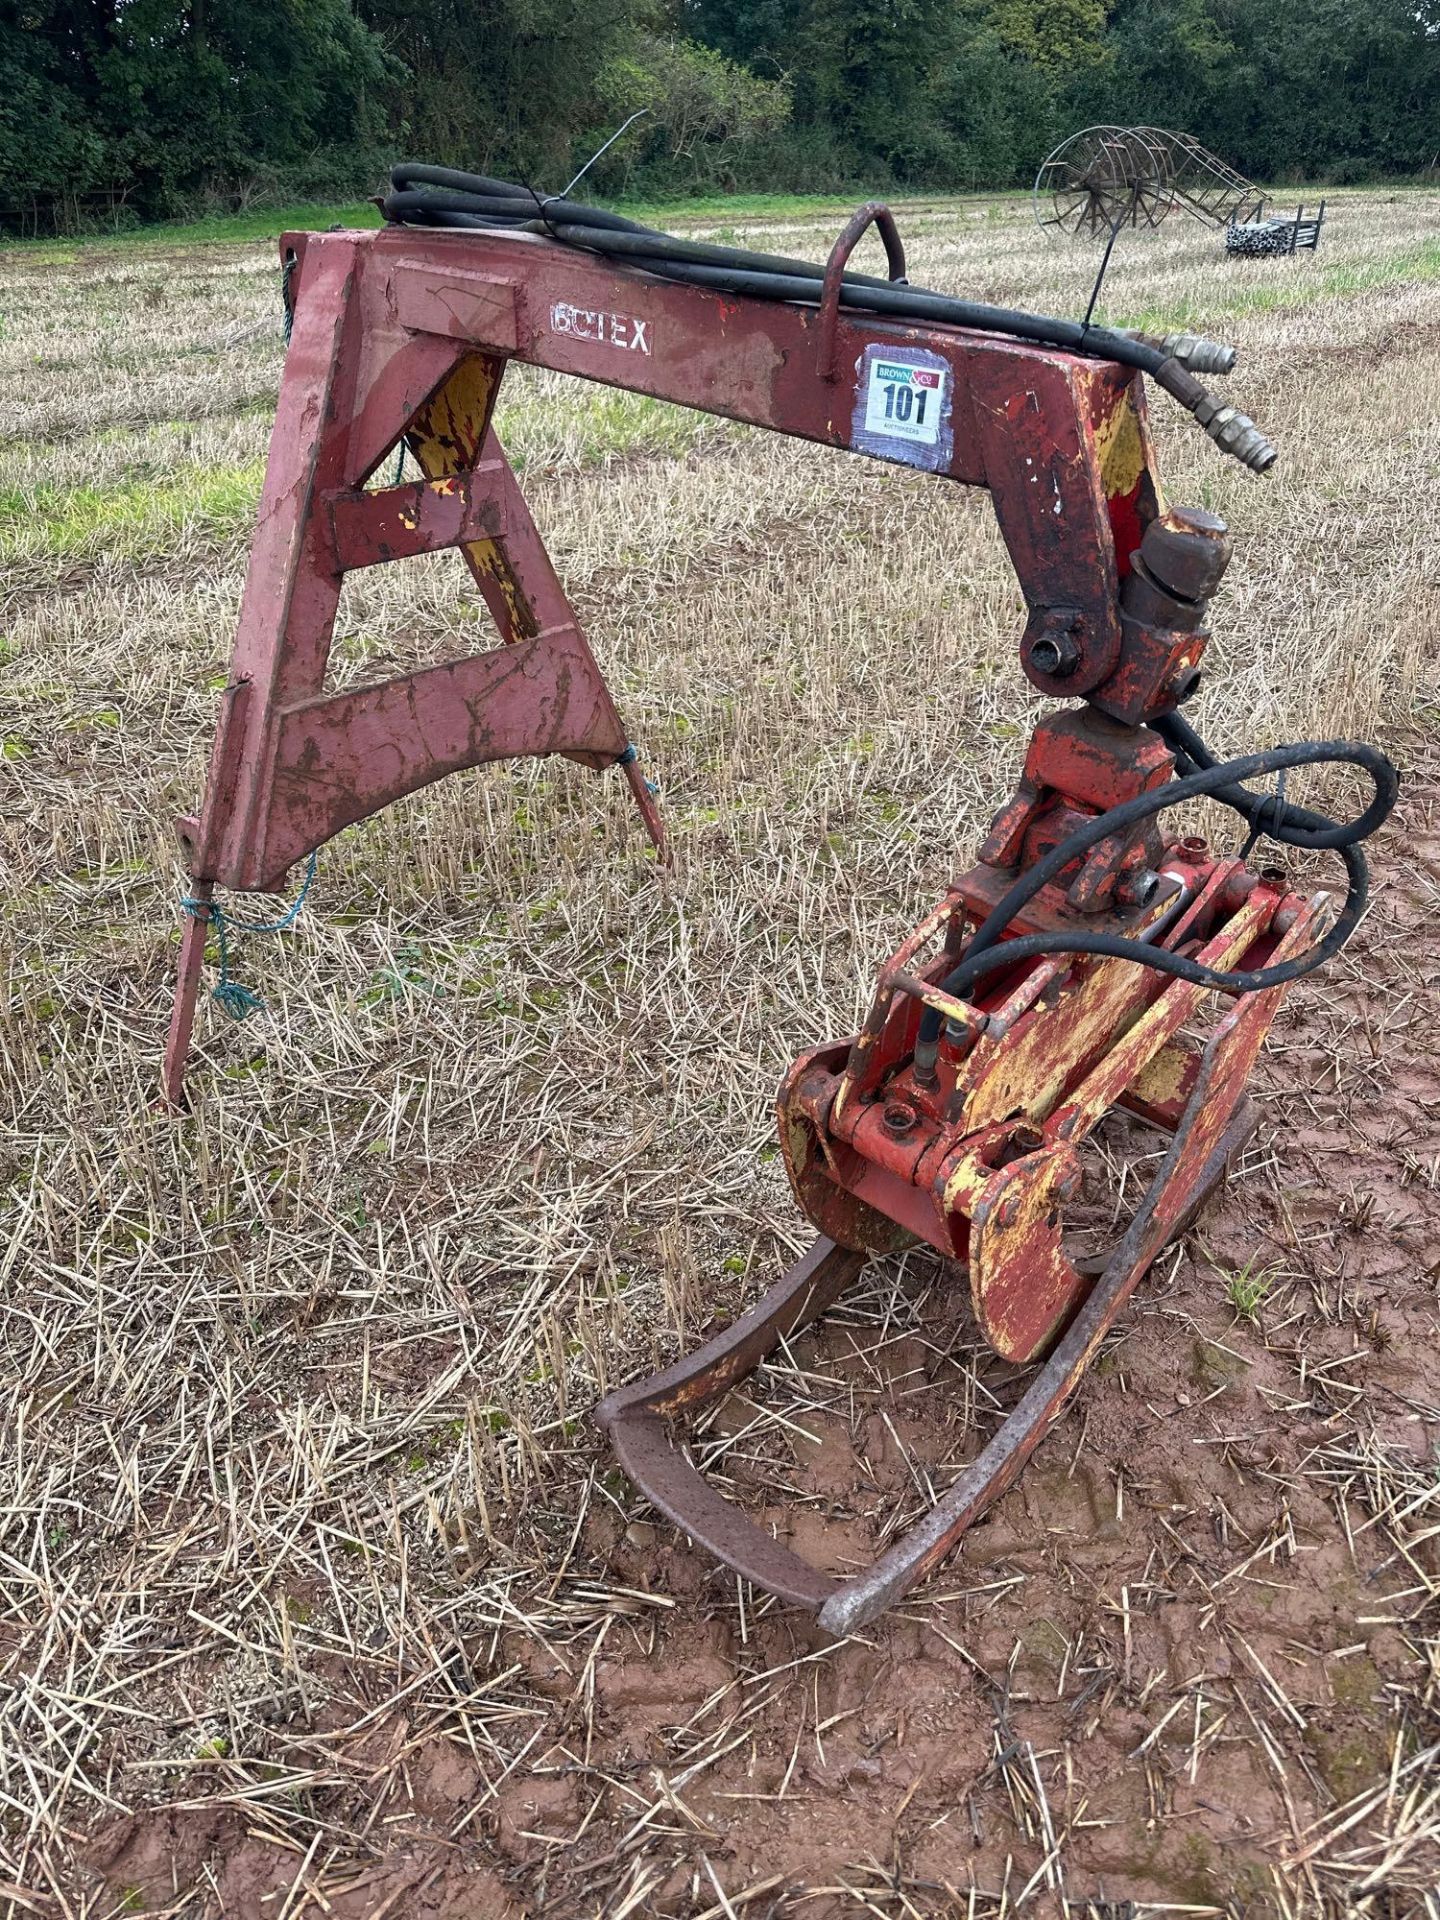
[966,1145,1086,1364]
[406,354,537,640]
[1130,1038,1192,1107]
[939,1141,994,1222]
[958,953,1154,1133]
[1091,386,1147,504]
[408,354,499,465]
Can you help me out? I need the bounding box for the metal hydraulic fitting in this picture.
[1132,506,1232,605]
[1116,327,1239,376]
[1192,395,1276,473]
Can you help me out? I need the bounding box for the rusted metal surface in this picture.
[403,354,538,644]
[1137,506,1231,600]
[267,626,631,876]
[776,837,1304,1269]
[955,1137,1087,1361]
[1077,506,1231,724]
[978,708,1175,903]
[953,857,1239,1132]
[349,223,1158,683]
[1033,127,1179,237]
[600,1044,1262,1632]
[324,462,509,570]
[1142,128,1268,228]
[167,215,1205,1102]
[1044,879,1278,1143]
[162,888,214,1109]
[817,202,907,382]
[166,208,1328,1637]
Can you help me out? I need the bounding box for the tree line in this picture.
[5,0,1439,233]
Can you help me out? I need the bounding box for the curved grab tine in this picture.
[597,1237,865,1611]
[817,202,907,382]
[607,1413,841,1610]
[597,1237,864,1425]
[817,1087,1257,1637]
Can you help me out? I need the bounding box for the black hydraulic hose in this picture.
[382,179,1159,359]
[387,177,1152,356]
[381,164,1275,472]
[1151,710,1369,847]
[914,735,1398,1059]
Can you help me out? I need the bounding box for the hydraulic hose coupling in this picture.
[1117,328,1239,377]
[1191,394,1278,473]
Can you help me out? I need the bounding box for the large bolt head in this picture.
[1139,508,1232,602]
[1030,633,1079,677]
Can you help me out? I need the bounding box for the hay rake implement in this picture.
[1035,126,1269,238]
[166,172,1394,1629]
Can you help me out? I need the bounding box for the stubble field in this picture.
[2,186,1440,1917]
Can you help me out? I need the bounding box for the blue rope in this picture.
[617,741,660,798]
[181,851,318,1021]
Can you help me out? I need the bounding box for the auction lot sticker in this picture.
[852,343,953,471]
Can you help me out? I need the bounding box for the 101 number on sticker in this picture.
[863,360,946,446]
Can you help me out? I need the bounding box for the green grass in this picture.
[1115,234,1440,333]
[0,460,266,561]
[623,189,998,224]
[504,384,721,468]
[2,201,385,262]
[0,384,717,564]
[1222,1255,1273,1322]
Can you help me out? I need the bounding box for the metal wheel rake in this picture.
[1033,125,1175,238]
[1035,125,1268,240]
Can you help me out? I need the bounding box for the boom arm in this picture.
[162,205,1369,1116]
[289,220,1170,711]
